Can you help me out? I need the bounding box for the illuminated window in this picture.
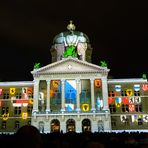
[1,121,6,129]
[14,107,21,115]
[3,93,9,99]
[51,88,61,104]
[65,89,76,104]
[14,121,19,129]
[80,89,91,103]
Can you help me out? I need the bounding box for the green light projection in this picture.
[63,45,77,58]
[34,63,40,69]
[100,60,107,67]
[142,73,147,79]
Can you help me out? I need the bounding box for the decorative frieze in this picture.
[38,73,103,80]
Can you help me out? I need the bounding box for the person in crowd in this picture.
[14,125,42,148]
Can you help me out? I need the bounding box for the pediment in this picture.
[31,57,110,75]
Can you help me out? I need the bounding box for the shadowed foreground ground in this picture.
[1,125,148,148]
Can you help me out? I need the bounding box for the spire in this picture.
[67,20,76,32]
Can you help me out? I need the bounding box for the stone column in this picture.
[91,121,98,132]
[61,79,65,112]
[102,77,109,110]
[76,120,82,132]
[32,79,39,113]
[90,78,96,112]
[76,79,81,112]
[60,121,66,133]
[46,80,51,113]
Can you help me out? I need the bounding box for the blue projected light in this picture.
[65,80,76,104]
[65,104,74,111]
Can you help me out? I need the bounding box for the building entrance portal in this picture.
[50,119,60,132]
[82,119,91,132]
[66,119,75,132]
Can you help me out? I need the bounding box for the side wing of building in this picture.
[108,78,148,131]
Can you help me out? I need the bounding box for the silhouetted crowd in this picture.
[1,125,148,148]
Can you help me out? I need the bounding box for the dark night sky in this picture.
[0,0,148,81]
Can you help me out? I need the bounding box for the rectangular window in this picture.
[27,106,33,114]
[125,105,129,112]
[134,91,140,96]
[6,107,9,114]
[16,93,22,99]
[111,120,116,127]
[2,107,5,114]
[14,121,20,129]
[138,118,143,125]
[122,104,129,112]
[135,104,142,112]
[1,107,9,114]
[108,91,116,97]
[28,94,33,99]
[3,93,9,99]
[124,118,130,126]
[109,104,116,113]
[121,91,126,96]
[14,107,21,115]
[1,121,6,129]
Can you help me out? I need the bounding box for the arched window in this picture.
[66,119,75,132]
[50,119,60,132]
[82,119,91,132]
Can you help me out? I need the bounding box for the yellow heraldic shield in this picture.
[82,104,90,111]
[10,88,16,95]
[22,112,28,119]
[126,89,133,96]
[2,113,9,121]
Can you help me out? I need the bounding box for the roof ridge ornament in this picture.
[67,20,76,32]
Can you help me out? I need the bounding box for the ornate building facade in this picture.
[0,22,148,133]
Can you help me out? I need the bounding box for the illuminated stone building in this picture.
[0,21,148,133]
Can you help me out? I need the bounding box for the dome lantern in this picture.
[67,20,76,33]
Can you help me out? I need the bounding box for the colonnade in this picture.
[32,78,109,113]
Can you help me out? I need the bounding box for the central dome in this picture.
[53,31,90,45]
[53,21,89,45]
[50,21,92,63]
